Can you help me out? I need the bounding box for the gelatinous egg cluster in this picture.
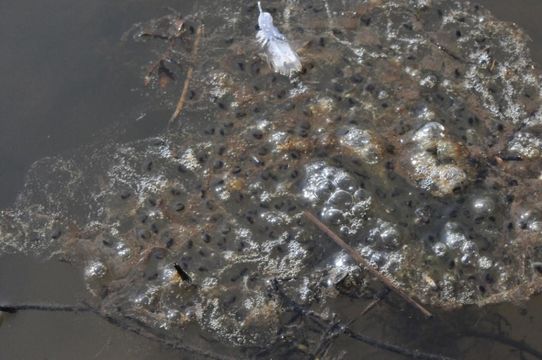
[1,0,542,350]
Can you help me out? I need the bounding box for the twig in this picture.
[463,331,542,360]
[426,37,471,65]
[312,317,342,358]
[359,298,382,317]
[344,328,455,360]
[360,288,390,317]
[303,211,432,318]
[0,302,234,360]
[168,24,204,129]
[104,312,235,360]
[271,279,451,360]
[0,303,92,313]
[93,336,112,359]
[143,18,184,86]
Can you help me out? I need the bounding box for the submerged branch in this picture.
[271,279,452,360]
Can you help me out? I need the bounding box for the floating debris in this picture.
[173,262,192,283]
[256,1,302,76]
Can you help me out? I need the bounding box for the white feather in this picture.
[256,1,302,76]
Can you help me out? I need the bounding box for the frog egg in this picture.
[338,127,380,164]
[441,222,468,249]
[459,241,479,266]
[353,188,370,202]
[508,132,542,159]
[162,309,180,329]
[478,256,493,270]
[368,250,386,268]
[302,177,332,203]
[529,221,542,232]
[84,261,107,281]
[367,219,400,249]
[419,106,437,122]
[115,242,131,258]
[433,242,447,257]
[161,266,177,282]
[325,189,353,210]
[132,286,160,308]
[412,122,446,149]
[321,207,343,225]
[334,253,349,269]
[420,74,438,88]
[334,175,357,192]
[326,254,355,287]
[517,210,542,232]
[471,196,496,216]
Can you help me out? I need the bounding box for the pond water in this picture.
[1,0,542,359]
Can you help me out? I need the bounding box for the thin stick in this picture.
[360,288,390,316]
[359,297,382,317]
[168,24,204,129]
[303,211,432,318]
[0,302,234,360]
[463,331,542,360]
[344,328,455,360]
[104,313,235,360]
[0,303,92,313]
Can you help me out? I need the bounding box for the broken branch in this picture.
[303,211,432,318]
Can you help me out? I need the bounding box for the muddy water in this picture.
[1,0,542,359]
